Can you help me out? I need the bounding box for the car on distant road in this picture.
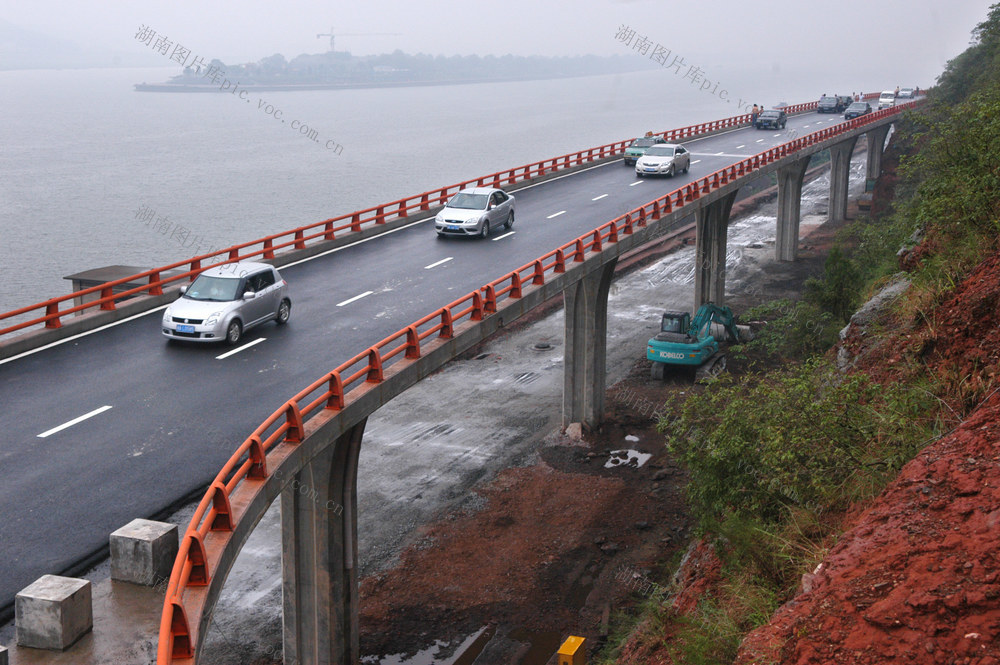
[817,96,846,113]
[897,87,915,98]
[844,101,873,119]
[623,135,666,165]
[635,143,691,177]
[754,109,787,129]
[837,95,855,110]
[161,261,290,345]
[435,187,515,238]
[878,90,897,109]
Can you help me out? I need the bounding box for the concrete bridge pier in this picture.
[865,124,891,185]
[775,156,812,262]
[281,419,366,665]
[694,191,738,308]
[828,136,860,223]
[562,258,617,431]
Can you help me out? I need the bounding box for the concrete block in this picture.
[0,643,8,665]
[110,518,178,586]
[15,575,92,650]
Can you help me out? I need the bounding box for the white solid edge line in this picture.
[491,231,515,241]
[0,305,172,366]
[592,194,609,201]
[38,405,113,438]
[546,210,566,219]
[215,337,267,360]
[424,257,453,269]
[336,290,374,307]
[1,119,785,364]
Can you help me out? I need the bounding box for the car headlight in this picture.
[205,312,222,326]
[435,213,444,223]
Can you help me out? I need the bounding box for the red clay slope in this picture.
[736,247,1000,664]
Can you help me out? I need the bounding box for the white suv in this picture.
[878,90,897,109]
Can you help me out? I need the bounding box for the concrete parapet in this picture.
[110,518,178,586]
[15,575,92,650]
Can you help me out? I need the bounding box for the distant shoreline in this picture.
[133,70,645,93]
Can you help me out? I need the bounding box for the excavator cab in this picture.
[660,311,689,334]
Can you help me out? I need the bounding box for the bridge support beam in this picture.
[281,419,366,665]
[694,191,738,308]
[865,124,891,186]
[828,136,859,223]
[775,156,812,262]
[563,258,617,431]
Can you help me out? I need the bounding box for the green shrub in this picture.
[660,360,936,530]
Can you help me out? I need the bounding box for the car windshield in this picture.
[820,97,836,102]
[630,138,659,148]
[760,111,779,117]
[447,192,489,210]
[185,275,242,302]
[644,145,675,157]
[848,103,865,109]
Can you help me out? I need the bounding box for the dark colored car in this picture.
[844,101,872,119]
[754,109,787,129]
[623,136,666,165]
[817,95,845,113]
[837,95,854,110]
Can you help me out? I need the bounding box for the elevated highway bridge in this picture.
[0,94,920,664]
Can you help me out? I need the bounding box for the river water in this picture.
[1,65,823,314]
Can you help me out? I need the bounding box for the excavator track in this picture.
[694,353,727,382]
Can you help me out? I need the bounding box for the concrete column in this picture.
[865,124,891,188]
[775,156,812,262]
[694,191,738,309]
[829,136,859,223]
[563,259,617,431]
[282,419,366,665]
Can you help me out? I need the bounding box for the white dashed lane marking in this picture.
[337,291,374,307]
[38,405,113,438]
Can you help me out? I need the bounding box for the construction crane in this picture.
[316,27,402,53]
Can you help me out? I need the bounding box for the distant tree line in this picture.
[170,50,653,85]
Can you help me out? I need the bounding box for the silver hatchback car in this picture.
[161,261,290,344]
[435,187,515,238]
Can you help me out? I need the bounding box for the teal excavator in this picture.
[647,303,741,381]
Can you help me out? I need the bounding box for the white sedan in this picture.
[635,144,691,178]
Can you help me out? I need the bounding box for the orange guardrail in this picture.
[155,98,920,664]
[0,103,830,341]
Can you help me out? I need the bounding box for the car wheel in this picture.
[276,299,291,325]
[480,221,490,239]
[226,320,242,345]
[505,211,514,230]
[782,121,787,128]
[668,165,675,177]
[683,162,689,174]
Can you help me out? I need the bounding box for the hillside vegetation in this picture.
[602,4,1000,663]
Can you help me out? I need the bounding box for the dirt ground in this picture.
[345,194,850,664]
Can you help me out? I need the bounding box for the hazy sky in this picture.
[2,0,993,84]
